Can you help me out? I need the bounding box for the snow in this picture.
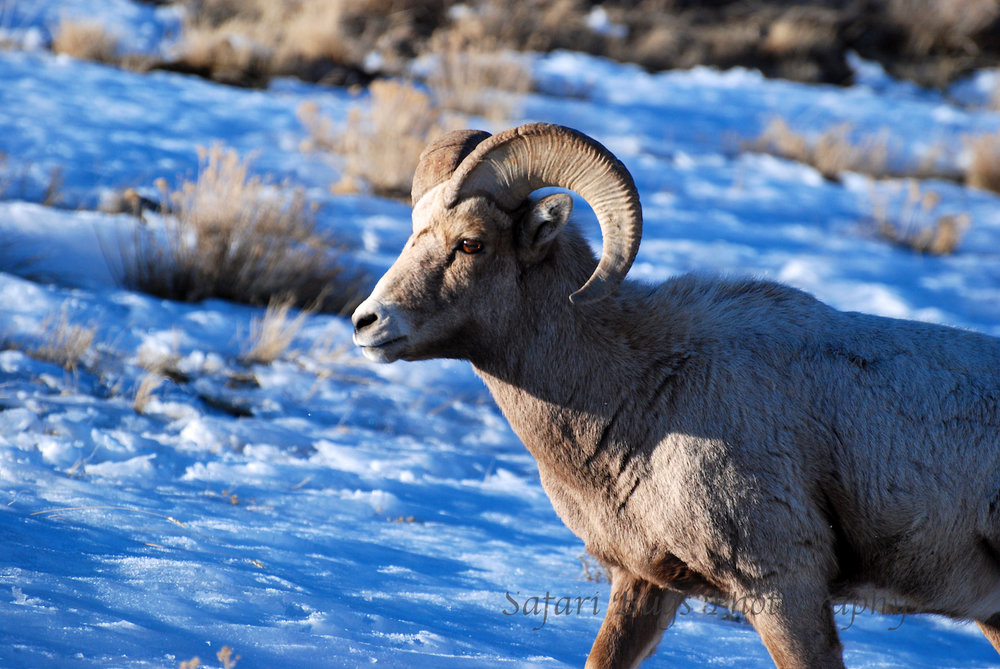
[0,0,182,55]
[583,7,627,40]
[2,3,1000,667]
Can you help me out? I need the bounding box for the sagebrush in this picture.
[868,179,970,255]
[301,80,460,200]
[743,118,890,180]
[425,30,532,121]
[966,130,1000,194]
[51,17,119,64]
[122,145,363,313]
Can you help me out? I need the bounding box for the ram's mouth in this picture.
[356,335,407,363]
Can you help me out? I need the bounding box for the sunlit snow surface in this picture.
[2,8,1000,667]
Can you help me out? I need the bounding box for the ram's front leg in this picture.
[976,614,1000,653]
[741,583,845,669]
[586,569,684,669]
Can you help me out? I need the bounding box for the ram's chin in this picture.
[359,338,408,363]
[359,347,392,363]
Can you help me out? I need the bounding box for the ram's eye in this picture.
[459,239,483,254]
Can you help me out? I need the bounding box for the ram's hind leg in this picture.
[585,568,684,669]
[977,614,1000,653]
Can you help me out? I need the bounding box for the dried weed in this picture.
[240,297,308,365]
[31,304,97,372]
[51,17,119,64]
[304,80,460,200]
[123,145,363,313]
[868,179,970,255]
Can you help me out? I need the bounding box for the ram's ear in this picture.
[518,192,573,262]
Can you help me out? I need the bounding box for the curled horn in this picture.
[443,122,642,304]
[411,129,492,206]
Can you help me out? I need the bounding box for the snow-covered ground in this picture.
[2,4,1000,667]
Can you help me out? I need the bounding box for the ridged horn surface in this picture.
[444,122,642,304]
[411,129,491,206]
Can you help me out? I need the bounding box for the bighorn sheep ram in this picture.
[351,122,1000,668]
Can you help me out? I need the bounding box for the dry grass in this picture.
[51,17,119,64]
[965,130,1000,193]
[122,145,363,313]
[31,305,97,372]
[425,31,532,121]
[302,80,461,200]
[744,118,891,181]
[887,0,999,54]
[171,0,447,86]
[217,646,240,669]
[178,642,237,667]
[0,153,65,206]
[745,117,976,255]
[445,0,602,56]
[240,297,308,365]
[38,1,1000,91]
[165,0,579,89]
[296,102,338,154]
[761,7,839,57]
[743,117,968,183]
[133,373,165,414]
[868,179,970,255]
[41,166,64,207]
[136,332,189,383]
[578,552,611,583]
[170,21,270,88]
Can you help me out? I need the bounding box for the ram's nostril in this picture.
[353,311,378,333]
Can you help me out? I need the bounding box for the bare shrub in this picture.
[444,0,603,56]
[868,179,970,255]
[762,7,839,57]
[965,130,1000,194]
[178,0,580,89]
[171,0,448,86]
[51,18,119,64]
[425,31,532,121]
[123,145,363,313]
[240,297,308,365]
[296,102,338,154]
[887,0,999,54]
[32,305,97,372]
[171,21,270,88]
[303,80,461,200]
[274,0,445,76]
[182,0,246,27]
[744,118,890,180]
[744,118,969,184]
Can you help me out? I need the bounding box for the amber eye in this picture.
[459,239,483,254]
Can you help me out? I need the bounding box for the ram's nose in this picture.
[351,299,409,363]
[351,296,386,342]
[352,302,378,335]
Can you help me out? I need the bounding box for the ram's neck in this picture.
[469,229,691,508]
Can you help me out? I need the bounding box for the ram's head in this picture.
[352,123,642,363]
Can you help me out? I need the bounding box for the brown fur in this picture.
[353,130,1000,667]
[979,614,1000,652]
